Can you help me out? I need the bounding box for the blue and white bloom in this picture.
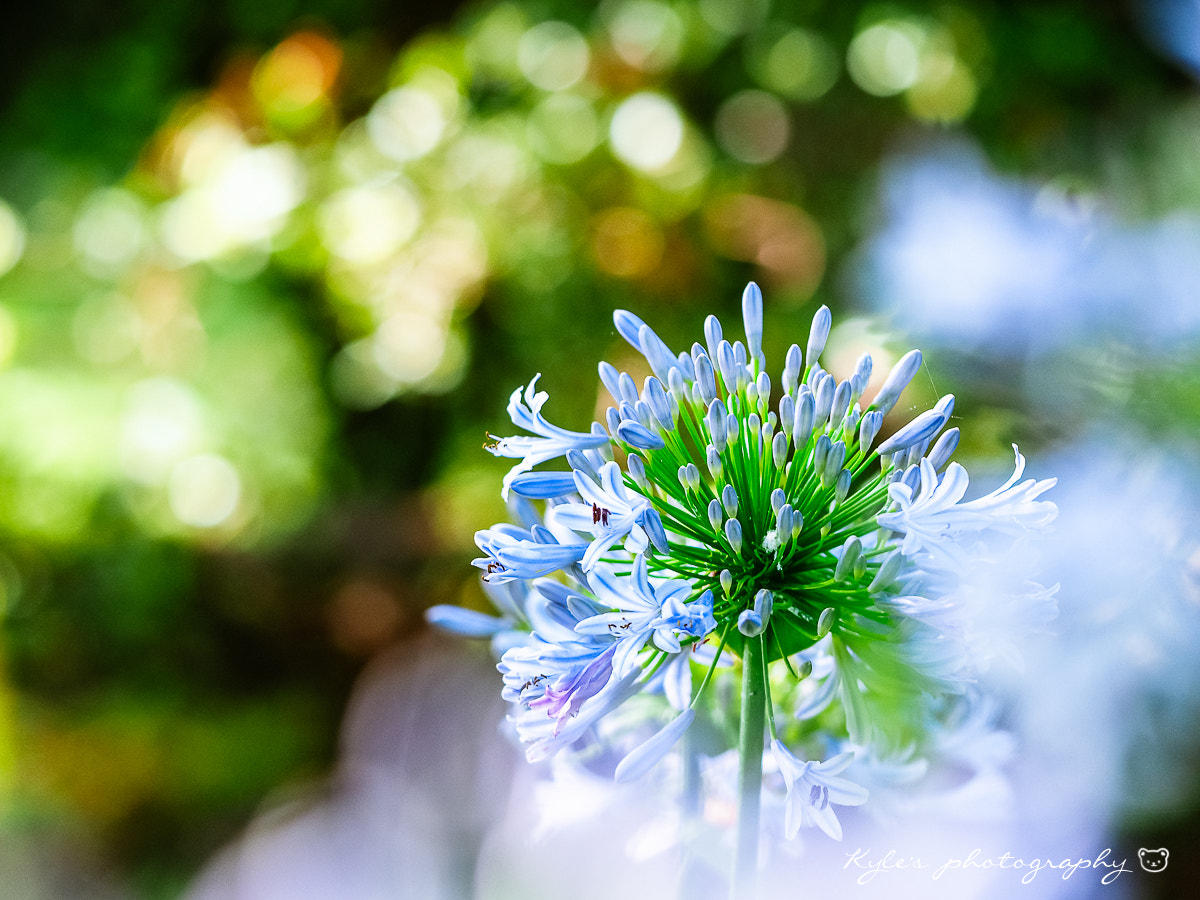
[431,283,1057,845]
[488,374,610,498]
[771,741,869,841]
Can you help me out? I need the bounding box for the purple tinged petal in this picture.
[835,469,852,504]
[778,393,795,434]
[667,366,689,404]
[643,508,669,553]
[706,444,722,479]
[617,371,639,406]
[822,440,846,488]
[775,504,793,536]
[675,351,696,382]
[851,353,873,399]
[813,433,831,473]
[605,406,621,435]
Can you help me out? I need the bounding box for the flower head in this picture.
[431,282,1056,843]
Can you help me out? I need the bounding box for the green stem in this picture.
[732,634,766,900]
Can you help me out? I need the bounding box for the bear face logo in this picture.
[1138,848,1168,873]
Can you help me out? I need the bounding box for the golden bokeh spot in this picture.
[252,31,343,129]
[592,207,665,279]
[703,194,825,296]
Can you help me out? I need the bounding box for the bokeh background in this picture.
[2,0,1200,897]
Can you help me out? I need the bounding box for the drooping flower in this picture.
[770,740,869,840]
[430,282,1057,848]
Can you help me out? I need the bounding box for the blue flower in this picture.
[574,554,715,673]
[771,741,869,840]
[551,461,669,571]
[437,282,1056,843]
[472,523,588,583]
[487,374,610,498]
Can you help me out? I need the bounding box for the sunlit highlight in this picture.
[847,21,924,97]
[0,201,26,278]
[168,453,242,528]
[517,21,590,91]
[609,92,684,172]
[319,182,422,265]
[605,0,683,73]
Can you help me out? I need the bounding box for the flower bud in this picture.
[704,314,723,363]
[707,499,723,532]
[806,304,832,369]
[743,281,764,366]
[722,484,739,517]
[598,361,622,402]
[870,348,922,415]
[869,549,904,592]
[793,390,815,450]
[829,380,852,431]
[817,607,836,639]
[772,434,792,475]
[782,343,803,396]
[706,399,728,451]
[724,517,743,554]
[927,427,960,470]
[738,610,764,636]
[834,536,862,582]
[706,444,723,479]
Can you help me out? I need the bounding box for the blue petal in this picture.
[426,605,508,638]
[509,470,580,499]
[615,709,695,782]
[617,419,666,450]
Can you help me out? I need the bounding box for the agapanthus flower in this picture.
[430,283,1057,877]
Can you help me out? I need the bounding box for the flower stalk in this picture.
[733,633,766,900]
